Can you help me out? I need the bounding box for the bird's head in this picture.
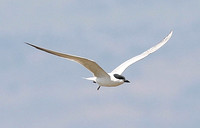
[113,74,130,83]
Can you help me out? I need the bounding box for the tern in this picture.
[26,31,172,90]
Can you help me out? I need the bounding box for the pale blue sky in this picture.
[0,0,200,128]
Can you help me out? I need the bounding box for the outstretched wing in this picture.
[25,43,110,78]
[111,31,173,75]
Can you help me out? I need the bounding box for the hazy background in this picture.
[1,0,200,128]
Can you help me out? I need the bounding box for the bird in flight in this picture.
[26,31,173,90]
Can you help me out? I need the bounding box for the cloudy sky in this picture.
[1,0,200,128]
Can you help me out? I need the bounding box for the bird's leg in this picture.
[97,86,101,90]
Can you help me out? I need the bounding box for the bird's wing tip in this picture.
[165,30,173,40]
[24,42,32,46]
[169,30,173,36]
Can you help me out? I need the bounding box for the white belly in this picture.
[96,77,124,87]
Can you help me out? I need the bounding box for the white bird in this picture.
[26,31,173,90]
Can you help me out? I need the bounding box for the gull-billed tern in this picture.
[26,31,173,90]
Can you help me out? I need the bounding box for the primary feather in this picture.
[25,43,109,78]
[111,31,173,75]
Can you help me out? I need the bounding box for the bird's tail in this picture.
[83,76,96,82]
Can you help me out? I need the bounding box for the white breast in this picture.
[96,74,124,87]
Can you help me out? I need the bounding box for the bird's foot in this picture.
[97,86,101,90]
